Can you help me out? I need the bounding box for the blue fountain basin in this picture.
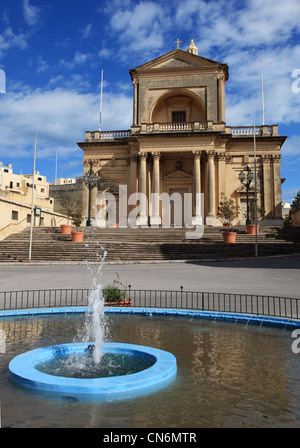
[8,342,177,402]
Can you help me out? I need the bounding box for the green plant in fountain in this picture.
[103,272,130,304]
[103,285,127,304]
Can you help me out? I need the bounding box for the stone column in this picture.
[206,151,216,225]
[129,154,138,208]
[150,152,161,226]
[262,155,272,218]
[138,153,148,226]
[273,154,282,219]
[217,72,225,123]
[132,77,138,126]
[192,151,203,225]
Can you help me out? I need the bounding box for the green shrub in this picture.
[103,285,126,303]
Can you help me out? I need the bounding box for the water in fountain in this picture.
[81,249,108,364]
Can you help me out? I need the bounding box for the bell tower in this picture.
[130,40,229,127]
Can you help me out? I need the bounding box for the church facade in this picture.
[77,40,286,228]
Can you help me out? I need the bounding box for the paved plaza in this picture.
[0,255,299,299]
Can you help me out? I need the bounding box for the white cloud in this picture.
[281,135,300,157]
[36,55,49,73]
[0,27,28,57]
[80,24,92,40]
[0,86,133,163]
[23,0,40,26]
[60,52,92,69]
[109,1,167,54]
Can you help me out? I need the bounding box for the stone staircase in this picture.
[0,225,299,263]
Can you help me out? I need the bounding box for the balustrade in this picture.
[228,125,277,137]
[85,124,278,141]
[85,130,131,141]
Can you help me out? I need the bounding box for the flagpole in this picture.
[55,149,58,184]
[261,60,265,125]
[99,69,103,132]
[28,132,37,262]
[253,124,258,257]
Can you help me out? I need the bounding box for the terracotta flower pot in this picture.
[60,224,72,234]
[247,224,259,235]
[222,232,236,243]
[105,300,132,307]
[71,231,84,242]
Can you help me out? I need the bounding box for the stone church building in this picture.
[77,40,286,228]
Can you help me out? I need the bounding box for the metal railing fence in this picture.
[0,288,300,320]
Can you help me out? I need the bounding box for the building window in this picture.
[172,111,186,123]
[11,210,18,220]
[27,214,31,223]
[41,188,45,193]
[9,181,13,188]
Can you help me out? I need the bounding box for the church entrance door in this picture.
[169,188,189,227]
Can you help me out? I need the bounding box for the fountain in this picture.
[8,252,177,401]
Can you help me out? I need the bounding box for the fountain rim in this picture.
[8,342,177,401]
[1,306,300,330]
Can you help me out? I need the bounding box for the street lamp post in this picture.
[239,165,254,225]
[84,162,99,227]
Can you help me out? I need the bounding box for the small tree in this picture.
[60,196,74,225]
[217,195,239,231]
[60,197,83,229]
[249,198,266,223]
[71,201,83,230]
[292,191,300,210]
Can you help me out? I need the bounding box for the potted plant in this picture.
[103,285,132,307]
[247,199,265,235]
[60,196,74,234]
[103,273,132,306]
[217,195,239,243]
[70,201,84,242]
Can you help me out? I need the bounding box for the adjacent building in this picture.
[0,163,68,239]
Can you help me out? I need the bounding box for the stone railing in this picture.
[141,122,208,133]
[84,124,280,141]
[85,130,131,141]
[227,125,279,137]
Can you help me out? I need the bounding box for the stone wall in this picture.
[49,177,84,213]
[0,197,69,240]
[291,208,300,227]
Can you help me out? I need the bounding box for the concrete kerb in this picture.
[1,252,300,266]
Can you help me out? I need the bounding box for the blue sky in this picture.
[0,0,299,203]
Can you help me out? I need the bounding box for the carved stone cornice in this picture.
[216,152,226,161]
[225,156,233,164]
[217,71,225,81]
[139,152,148,161]
[262,154,272,163]
[193,151,202,160]
[273,154,281,163]
[83,158,101,167]
[207,150,215,159]
[151,152,161,161]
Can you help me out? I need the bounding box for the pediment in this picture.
[132,49,226,73]
[236,185,260,193]
[155,57,198,69]
[164,169,193,180]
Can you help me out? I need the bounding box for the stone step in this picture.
[0,225,299,263]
